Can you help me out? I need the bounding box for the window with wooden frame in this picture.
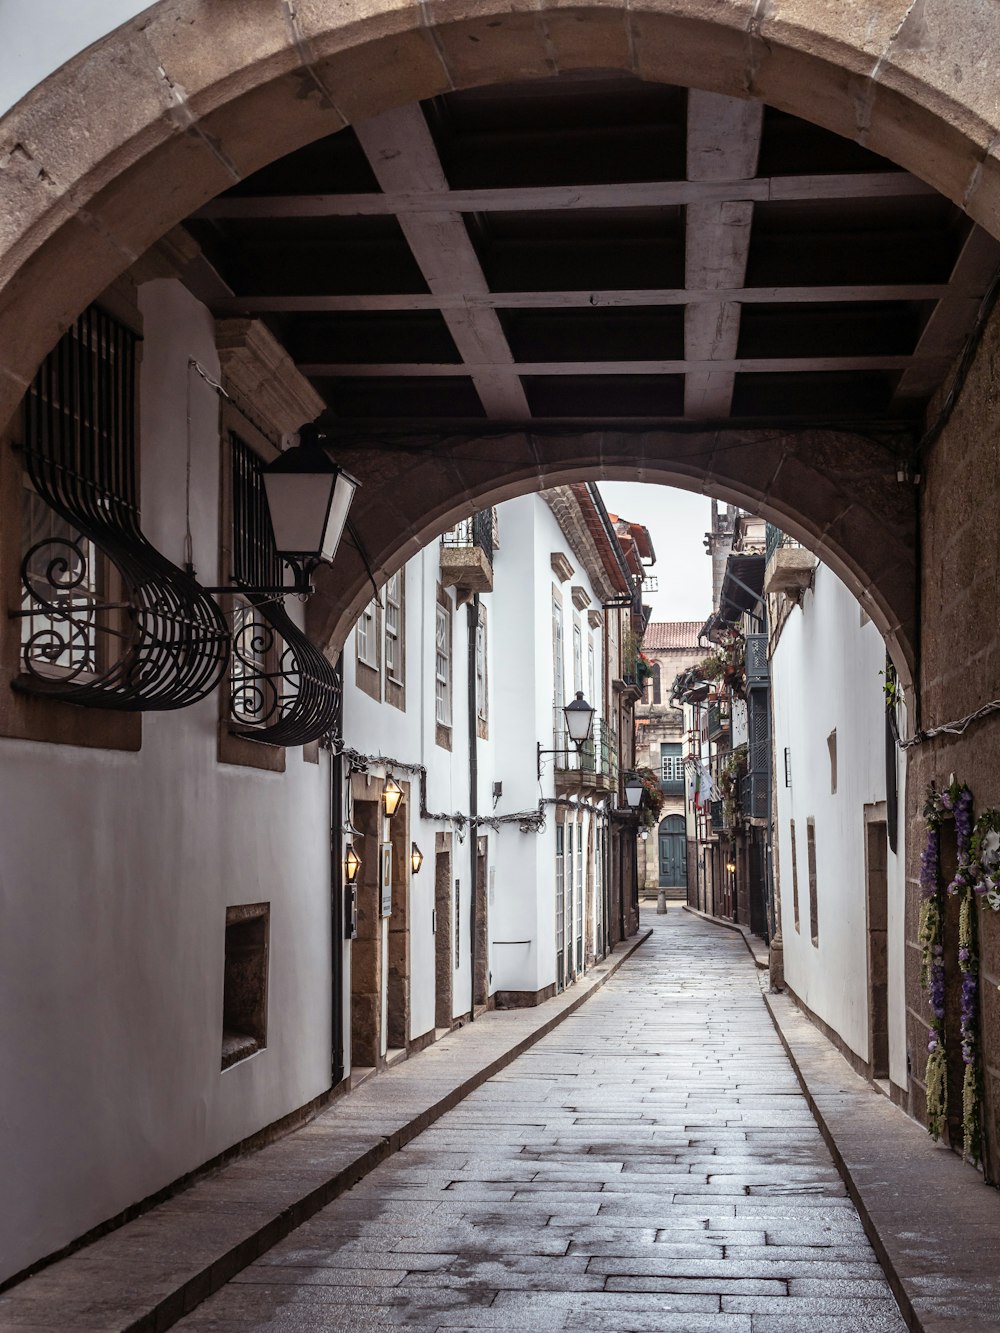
[353,589,380,703]
[384,569,405,711]
[435,587,452,745]
[475,601,488,739]
[357,600,378,669]
[807,817,819,946]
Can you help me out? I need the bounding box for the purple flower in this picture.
[928,1037,938,1053]
[959,947,971,962]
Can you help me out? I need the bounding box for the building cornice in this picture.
[215,319,325,439]
[543,487,626,605]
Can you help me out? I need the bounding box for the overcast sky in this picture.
[597,482,714,625]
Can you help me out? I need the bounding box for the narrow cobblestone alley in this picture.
[178,912,904,1332]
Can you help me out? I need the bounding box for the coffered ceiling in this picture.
[187,74,1000,432]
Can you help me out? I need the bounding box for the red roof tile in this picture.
[643,621,705,650]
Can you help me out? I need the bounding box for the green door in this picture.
[658,815,687,887]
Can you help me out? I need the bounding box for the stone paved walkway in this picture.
[177,911,905,1332]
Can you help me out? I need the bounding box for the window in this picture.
[790,818,800,931]
[222,903,269,1070]
[435,599,452,727]
[384,571,403,683]
[224,427,340,753]
[15,304,227,719]
[573,619,583,695]
[552,592,565,711]
[18,306,132,688]
[357,599,378,669]
[661,743,684,793]
[588,639,596,711]
[475,603,488,733]
[807,818,819,946]
[20,485,101,678]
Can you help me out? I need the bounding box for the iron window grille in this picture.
[15,305,229,709]
[228,433,342,746]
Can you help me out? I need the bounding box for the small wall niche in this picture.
[221,902,269,1071]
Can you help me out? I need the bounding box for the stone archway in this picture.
[308,424,917,682]
[2,0,1000,445]
[0,1,998,692]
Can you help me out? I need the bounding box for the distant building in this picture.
[635,621,706,899]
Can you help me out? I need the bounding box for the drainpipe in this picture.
[330,656,345,1087]
[467,593,480,1022]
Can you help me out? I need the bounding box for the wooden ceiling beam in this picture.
[683,92,763,419]
[195,171,932,219]
[891,225,1000,406]
[212,284,953,314]
[353,106,530,420]
[301,354,931,377]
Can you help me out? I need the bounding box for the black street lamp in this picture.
[624,774,644,809]
[537,692,597,777]
[262,427,360,593]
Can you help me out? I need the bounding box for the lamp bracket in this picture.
[537,740,585,780]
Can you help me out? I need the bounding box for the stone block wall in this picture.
[907,297,1000,1180]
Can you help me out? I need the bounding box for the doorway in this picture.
[658,815,687,888]
[864,809,890,1081]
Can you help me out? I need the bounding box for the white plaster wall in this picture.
[490,497,548,993]
[0,278,333,1284]
[772,565,904,1072]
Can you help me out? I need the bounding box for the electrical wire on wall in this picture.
[324,738,611,835]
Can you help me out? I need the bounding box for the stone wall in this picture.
[907,297,1000,1179]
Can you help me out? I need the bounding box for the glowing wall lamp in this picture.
[344,845,361,884]
[382,775,403,818]
[410,842,424,875]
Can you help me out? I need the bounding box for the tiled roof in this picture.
[643,621,704,650]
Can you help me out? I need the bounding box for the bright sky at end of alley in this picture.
[597,482,714,624]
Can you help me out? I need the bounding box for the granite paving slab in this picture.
[173,912,907,1332]
[0,933,648,1333]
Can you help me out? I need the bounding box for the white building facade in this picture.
[769,551,908,1095]
[337,483,647,1071]
[0,256,647,1282]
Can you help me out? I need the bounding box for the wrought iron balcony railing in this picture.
[440,508,495,593]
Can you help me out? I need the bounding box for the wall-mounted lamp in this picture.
[726,860,736,874]
[205,424,361,598]
[382,775,403,819]
[537,692,596,777]
[640,828,649,840]
[623,774,644,809]
[410,842,424,875]
[345,845,361,884]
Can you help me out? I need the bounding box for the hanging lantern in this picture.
[382,775,403,818]
[410,842,424,875]
[345,845,361,884]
